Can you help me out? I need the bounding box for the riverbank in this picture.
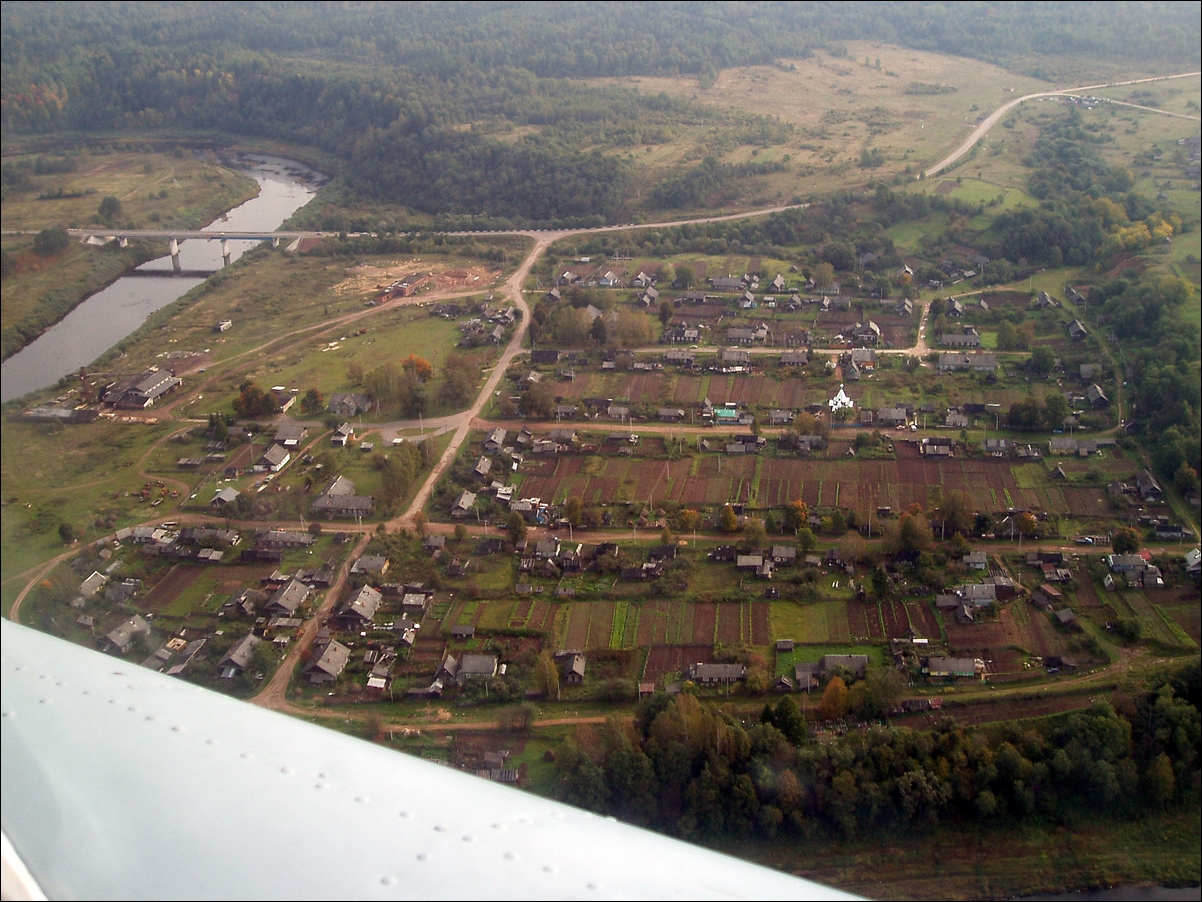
[1,144,262,362]
[2,153,322,402]
[721,808,1201,900]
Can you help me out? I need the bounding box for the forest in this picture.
[3,3,1199,224]
[554,663,1200,843]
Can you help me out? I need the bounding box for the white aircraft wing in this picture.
[1,620,857,900]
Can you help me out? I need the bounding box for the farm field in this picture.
[511,445,1082,519]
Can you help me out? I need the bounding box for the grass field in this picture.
[769,600,852,645]
[594,41,1061,204]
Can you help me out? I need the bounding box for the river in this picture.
[1,154,322,403]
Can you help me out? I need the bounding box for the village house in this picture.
[940,330,982,349]
[218,633,262,678]
[255,444,290,473]
[451,490,477,518]
[686,663,746,683]
[351,555,389,578]
[926,657,980,678]
[99,615,150,656]
[484,427,507,453]
[334,585,382,629]
[304,640,350,684]
[327,393,371,417]
[264,579,310,617]
[458,654,499,685]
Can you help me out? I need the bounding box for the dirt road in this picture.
[925,70,1200,177]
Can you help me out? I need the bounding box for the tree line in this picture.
[555,663,1200,841]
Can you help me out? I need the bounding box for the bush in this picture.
[32,227,70,257]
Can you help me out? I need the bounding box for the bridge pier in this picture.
[169,238,181,273]
[221,239,232,267]
[272,237,280,248]
[118,238,128,248]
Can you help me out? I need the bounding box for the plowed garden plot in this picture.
[623,374,669,404]
[507,601,531,630]
[1061,487,1112,518]
[847,600,872,640]
[905,601,941,640]
[643,645,713,683]
[565,604,591,647]
[669,303,726,323]
[751,602,770,645]
[672,376,706,405]
[141,565,204,612]
[1145,586,1202,608]
[944,605,1066,658]
[985,648,1038,683]
[717,603,743,643]
[882,600,908,639]
[529,600,555,632]
[637,600,671,644]
[692,602,717,644]
[1074,568,1102,608]
[900,694,1095,729]
[587,602,615,650]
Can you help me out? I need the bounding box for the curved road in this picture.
[925,70,1200,177]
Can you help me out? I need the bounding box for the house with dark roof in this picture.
[458,654,498,684]
[562,654,587,684]
[327,393,372,417]
[940,331,982,349]
[451,490,477,518]
[484,428,507,453]
[256,444,290,473]
[304,640,350,684]
[1136,469,1163,501]
[264,579,310,616]
[100,615,150,656]
[219,633,262,677]
[335,585,382,628]
[686,663,746,683]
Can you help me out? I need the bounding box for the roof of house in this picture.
[267,579,310,615]
[459,654,498,677]
[305,640,350,679]
[219,633,262,671]
[341,585,382,622]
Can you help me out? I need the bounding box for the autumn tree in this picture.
[675,508,700,532]
[402,353,433,382]
[1017,511,1039,538]
[784,500,809,533]
[535,650,561,700]
[720,505,739,533]
[815,676,849,721]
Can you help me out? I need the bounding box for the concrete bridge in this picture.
[63,228,327,271]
